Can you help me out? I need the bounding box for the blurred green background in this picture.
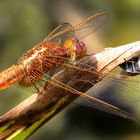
[0,0,140,140]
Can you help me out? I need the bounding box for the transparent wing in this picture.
[74,10,108,40]
[72,68,140,120]
[46,23,74,40]
[45,11,108,43]
[41,71,133,120]
[45,23,75,44]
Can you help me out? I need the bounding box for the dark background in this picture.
[0,0,140,140]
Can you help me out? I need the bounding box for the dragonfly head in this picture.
[64,38,86,61]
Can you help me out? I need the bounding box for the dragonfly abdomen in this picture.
[0,64,25,90]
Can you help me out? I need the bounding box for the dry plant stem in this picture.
[0,41,140,139]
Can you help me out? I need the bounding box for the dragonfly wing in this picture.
[104,74,140,103]
[45,11,108,43]
[74,11,108,40]
[40,72,134,120]
[46,23,73,40]
[45,23,75,45]
[74,70,140,119]
[74,78,135,119]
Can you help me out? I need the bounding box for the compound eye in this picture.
[64,38,74,49]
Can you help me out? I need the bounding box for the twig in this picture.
[0,41,140,140]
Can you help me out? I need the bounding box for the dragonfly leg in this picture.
[33,83,40,92]
[85,53,95,56]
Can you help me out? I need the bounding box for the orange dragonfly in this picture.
[0,11,136,119]
[0,11,108,91]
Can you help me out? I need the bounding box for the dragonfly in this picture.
[0,11,108,91]
[0,11,138,119]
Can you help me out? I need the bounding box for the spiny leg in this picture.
[33,83,40,92]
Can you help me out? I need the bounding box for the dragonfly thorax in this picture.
[64,38,86,61]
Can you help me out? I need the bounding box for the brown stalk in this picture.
[0,41,140,139]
